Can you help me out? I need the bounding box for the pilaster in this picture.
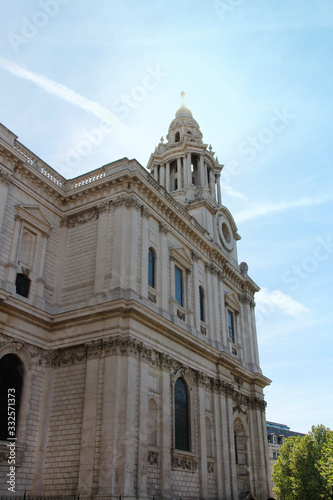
[94,202,109,295]
[78,357,100,496]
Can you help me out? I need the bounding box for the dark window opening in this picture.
[148,248,155,288]
[0,354,23,440]
[174,378,190,451]
[15,273,30,298]
[199,286,205,322]
[228,310,235,343]
[175,266,183,307]
[175,132,180,142]
[234,431,239,464]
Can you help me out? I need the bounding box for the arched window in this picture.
[0,354,24,440]
[199,286,205,322]
[228,310,235,342]
[234,430,239,464]
[234,418,248,467]
[15,273,31,298]
[175,132,180,142]
[148,398,158,446]
[148,248,156,288]
[174,378,190,451]
[175,266,183,307]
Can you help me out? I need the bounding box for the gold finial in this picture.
[180,91,185,104]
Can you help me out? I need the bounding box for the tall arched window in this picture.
[199,286,205,322]
[175,266,183,307]
[148,247,156,288]
[174,378,190,451]
[0,354,24,440]
[175,132,180,142]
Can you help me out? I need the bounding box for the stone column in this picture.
[160,368,172,499]
[98,354,122,496]
[185,268,193,329]
[34,233,48,308]
[200,155,206,187]
[209,169,215,198]
[198,383,208,499]
[213,388,225,499]
[52,219,69,310]
[30,364,54,494]
[153,165,158,181]
[226,395,239,500]
[78,356,100,496]
[0,174,11,232]
[204,163,209,186]
[99,354,138,498]
[141,208,151,299]
[160,163,166,188]
[217,173,222,206]
[187,152,192,185]
[159,223,169,314]
[217,391,233,498]
[165,161,170,191]
[192,252,200,332]
[94,202,109,295]
[136,358,150,498]
[111,199,140,296]
[177,158,182,189]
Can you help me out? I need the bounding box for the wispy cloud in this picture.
[0,56,145,151]
[222,184,248,200]
[256,287,309,318]
[234,195,332,223]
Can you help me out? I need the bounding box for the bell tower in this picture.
[147,92,223,206]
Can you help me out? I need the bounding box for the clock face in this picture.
[217,214,234,252]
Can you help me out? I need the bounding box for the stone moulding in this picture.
[172,451,198,472]
[148,450,158,466]
[207,460,215,473]
[0,441,26,467]
[0,334,267,412]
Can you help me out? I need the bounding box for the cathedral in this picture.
[0,97,272,499]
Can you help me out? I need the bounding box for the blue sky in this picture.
[1,0,332,434]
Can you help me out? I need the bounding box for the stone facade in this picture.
[0,101,272,499]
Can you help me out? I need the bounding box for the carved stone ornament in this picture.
[200,324,207,335]
[207,460,215,474]
[0,441,26,467]
[177,309,185,321]
[0,168,12,186]
[148,450,158,466]
[0,334,267,412]
[172,451,198,472]
[233,401,248,422]
[148,291,157,303]
[61,208,99,227]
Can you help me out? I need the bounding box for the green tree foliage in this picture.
[272,424,333,500]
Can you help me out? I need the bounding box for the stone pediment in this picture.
[15,205,52,234]
[225,290,240,310]
[169,246,193,268]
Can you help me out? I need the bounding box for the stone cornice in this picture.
[0,332,267,412]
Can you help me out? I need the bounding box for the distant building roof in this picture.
[266,421,305,439]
